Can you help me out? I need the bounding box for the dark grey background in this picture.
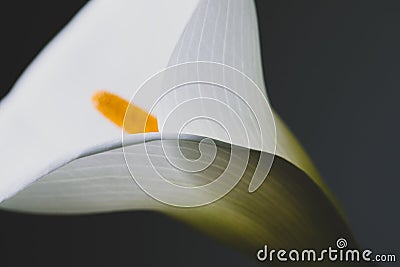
[0,1,398,266]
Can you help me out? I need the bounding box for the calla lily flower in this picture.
[0,0,368,264]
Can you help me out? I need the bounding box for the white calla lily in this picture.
[0,0,355,260]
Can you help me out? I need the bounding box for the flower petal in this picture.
[0,0,353,260]
[0,135,355,257]
[0,0,199,200]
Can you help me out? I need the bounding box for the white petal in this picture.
[0,0,199,201]
[1,133,257,213]
[0,0,328,212]
[141,0,320,186]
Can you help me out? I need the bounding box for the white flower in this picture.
[0,0,350,256]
